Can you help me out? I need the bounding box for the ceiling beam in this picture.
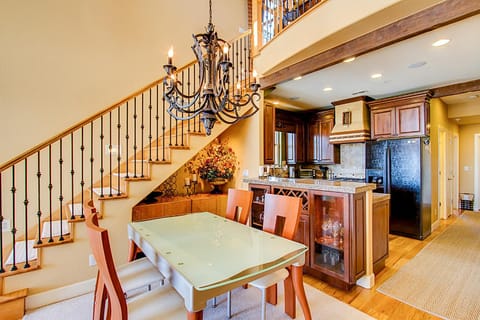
[260,0,480,89]
[431,79,480,97]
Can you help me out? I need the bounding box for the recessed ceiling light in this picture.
[343,57,356,63]
[371,73,382,79]
[408,61,427,69]
[293,76,302,81]
[468,94,479,99]
[273,101,280,105]
[323,87,333,92]
[432,39,450,47]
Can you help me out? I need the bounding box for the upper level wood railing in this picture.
[0,30,253,276]
[257,0,327,47]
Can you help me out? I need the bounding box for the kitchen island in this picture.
[243,177,386,290]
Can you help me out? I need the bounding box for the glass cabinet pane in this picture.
[313,194,345,276]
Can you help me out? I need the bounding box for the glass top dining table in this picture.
[128,212,311,320]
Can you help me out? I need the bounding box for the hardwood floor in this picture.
[304,213,458,320]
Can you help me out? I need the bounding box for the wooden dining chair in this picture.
[85,213,185,319]
[238,193,302,320]
[225,188,254,224]
[213,188,254,311]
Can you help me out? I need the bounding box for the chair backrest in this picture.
[225,188,254,225]
[86,212,128,320]
[263,194,302,240]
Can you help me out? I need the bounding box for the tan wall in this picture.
[459,124,480,194]
[0,0,247,165]
[430,98,459,222]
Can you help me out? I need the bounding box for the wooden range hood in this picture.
[329,96,374,144]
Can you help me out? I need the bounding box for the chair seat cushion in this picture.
[249,268,289,289]
[117,257,165,293]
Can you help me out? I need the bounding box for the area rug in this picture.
[377,212,480,320]
[24,282,374,320]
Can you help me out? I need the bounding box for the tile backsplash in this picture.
[328,143,366,178]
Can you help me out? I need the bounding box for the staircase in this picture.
[0,31,255,315]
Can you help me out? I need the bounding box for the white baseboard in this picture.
[25,278,96,310]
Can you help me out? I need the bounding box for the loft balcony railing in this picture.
[0,31,253,277]
[259,0,327,46]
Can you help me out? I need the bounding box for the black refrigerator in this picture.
[366,137,431,240]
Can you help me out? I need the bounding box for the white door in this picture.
[438,128,447,220]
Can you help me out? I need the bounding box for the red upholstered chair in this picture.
[85,213,185,319]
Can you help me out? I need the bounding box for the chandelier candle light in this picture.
[163,0,260,135]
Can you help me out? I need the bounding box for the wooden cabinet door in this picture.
[372,198,390,273]
[371,107,395,139]
[396,103,425,137]
[264,103,275,164]
[306,119,320,163]
[319,114,339,164]
[295,122,305,163]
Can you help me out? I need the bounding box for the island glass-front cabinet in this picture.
[309,190,366,289]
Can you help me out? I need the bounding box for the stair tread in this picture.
[41,220,70,239]
[92,187,122,196]
[5,240,38,266]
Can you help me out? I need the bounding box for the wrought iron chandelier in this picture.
[163,0,260,135]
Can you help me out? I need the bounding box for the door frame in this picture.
[438,127,447,220]
[474,134,480,211]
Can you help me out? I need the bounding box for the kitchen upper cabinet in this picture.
[306,110,339,164]
[264,103,275,164]
[369,90,431,140]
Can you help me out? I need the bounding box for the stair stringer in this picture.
[3,121,229,296]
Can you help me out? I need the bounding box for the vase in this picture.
[208,178,228,194]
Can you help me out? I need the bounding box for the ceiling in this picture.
[265,14,480,124]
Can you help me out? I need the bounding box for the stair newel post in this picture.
[133,97,138,178]
[70,132,75,220]
[140,93,145,178]
[162,82,167,161]
[89,122,94,202]
[10,165,17,271]
[36,152,43,245]
[125,102,129,179]
[117,107,122,196]
[58,139,64,242]
[80,127,85,219]
[48,145,53,243]
[108,111,113,197]
[0,172,4,274]
[148,88,153,162]
[99,116,104,198]
[155,84,160,162]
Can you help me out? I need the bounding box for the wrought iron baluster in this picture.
[99,116,104,198]
[117,107,122,196]
[80,127,85,218]
[109,111,113,197]
[187,68,191,133]
[162,82,167,160]
[90,122,94,201]
[36,152,43,244]
[133,97,138,178]
[148,88,153,162]
[156,84,160,162]
[23,159,30,268]
[48,146,53,243]
[70,133,75,220]
[141,93,145,178]
[59,139,64,241]
[125,102,129,178]
[180,70,184,146]
[10,165,17,271]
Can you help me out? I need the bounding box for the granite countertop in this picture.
[243,177,376,194]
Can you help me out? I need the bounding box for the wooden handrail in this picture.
[0,30,253,172]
